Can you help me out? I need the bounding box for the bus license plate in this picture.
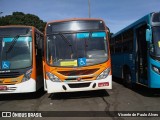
[98,82,109,87]
[0,86,7,90]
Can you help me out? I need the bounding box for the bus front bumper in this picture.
[46,75,112,93]
[0,78,36,94]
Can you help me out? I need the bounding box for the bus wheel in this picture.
[123,71,132,88]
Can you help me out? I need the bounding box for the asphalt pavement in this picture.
[0,78,160,120]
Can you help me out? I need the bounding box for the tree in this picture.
[0,12,46,32]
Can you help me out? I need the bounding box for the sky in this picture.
[0,0,160,33]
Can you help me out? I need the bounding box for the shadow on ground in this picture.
[0,88,46,101]
[49,90,110,100]
[113,77,160,97]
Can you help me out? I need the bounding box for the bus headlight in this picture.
[22,69,32,82]
[152,65,160,74]
[46,72,61,82]
[97,68,110,80]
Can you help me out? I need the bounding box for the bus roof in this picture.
[46,18,106,25]
[112,13,152,38]
[45,18,109,34]
[0,25,34,29]
[0,25,43,34]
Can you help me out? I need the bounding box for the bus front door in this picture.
[136,25,148,86]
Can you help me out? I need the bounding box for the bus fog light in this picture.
[46,72,61,82]
[22,69,32,82]
[152,65,160,74]
[97,68,110,80]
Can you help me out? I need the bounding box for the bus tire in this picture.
[123,67,132,88]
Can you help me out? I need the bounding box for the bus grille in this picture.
[65,77,93,81]
[58,68,99,76]
[68,83,91,88]
[0,72,21,78]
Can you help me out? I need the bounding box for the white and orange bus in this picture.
[43,18,112,93]
[0,25,43,94]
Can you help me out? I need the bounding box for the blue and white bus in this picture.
[110,12,160,88]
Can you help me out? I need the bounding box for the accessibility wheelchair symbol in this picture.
[2,61,10,69]
[78,58,86,66]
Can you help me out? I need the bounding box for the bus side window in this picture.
[122,29,133,53]
[35,32,43,57]
[35,33,41,49]
[115,35,122,53]
[110,38,115,54]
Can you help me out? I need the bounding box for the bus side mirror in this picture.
[146,29,152,42]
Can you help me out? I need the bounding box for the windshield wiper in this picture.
[58,33,74,58]
[59,33,72,46]
[5,35,19,58]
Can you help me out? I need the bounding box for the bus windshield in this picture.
[0,28,32,70]
[152,26,160,58]
[46,20,108,67]
[47,32,108,67]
